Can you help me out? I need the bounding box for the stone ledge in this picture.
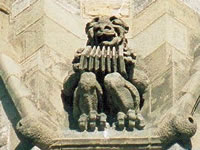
[50,136,162,150]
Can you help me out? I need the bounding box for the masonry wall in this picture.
[0,0,200,149]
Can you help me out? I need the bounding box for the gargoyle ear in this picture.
[85,22,91,34]
[124,25,129,33]
[110,16,118,21]
[110,16,129,33]
[85,17,99,34]
[93,17,99,22]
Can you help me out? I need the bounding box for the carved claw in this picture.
[127,109,136,130]
[117,112,126,131]
[99,113,107,131]
[78,114,88,132]
[136,113,145,130]
[89,111,97,131]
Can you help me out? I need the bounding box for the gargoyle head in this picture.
[85,16,129,47]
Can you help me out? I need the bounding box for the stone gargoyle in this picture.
[0,16,199,150]
[62,16,148,131]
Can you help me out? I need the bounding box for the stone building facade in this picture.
[0,0,200,149]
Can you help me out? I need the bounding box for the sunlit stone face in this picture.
[85,16,129,47]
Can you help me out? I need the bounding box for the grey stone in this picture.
[63,16,148,132]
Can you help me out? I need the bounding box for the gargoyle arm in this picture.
[73,87,81,120]
[124,80,140,113]
[63,72,80,98]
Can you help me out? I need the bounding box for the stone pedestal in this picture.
[50,134,161,150]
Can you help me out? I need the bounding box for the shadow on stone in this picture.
[0,77,34,150]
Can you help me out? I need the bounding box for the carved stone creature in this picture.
[85,16,129,47]
[104,72,145,130]
[63,16,147,131]
[73,72,103,131]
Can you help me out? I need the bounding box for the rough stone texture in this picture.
[81,0,130,18]
[180,0,200,14]
[0,104,9,150]
[0,0,200,149]
[63,16,147,132]
[50,136,162,150]
[141,43,192,120]
[156,114,197,149]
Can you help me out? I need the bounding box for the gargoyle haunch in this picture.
[62,16,147,131]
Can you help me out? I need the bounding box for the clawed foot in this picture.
[78,110,145,132]
[116,110,145,131]
[99,113,107,131]
[78,111,107,132]
[117,112,126,130]
[78,113,88,132]
[89,111,97,131]
[127,109,136,130]
[136,113,145,130]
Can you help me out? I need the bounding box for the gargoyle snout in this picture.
[104,25,112,30]
[97,23,114,33]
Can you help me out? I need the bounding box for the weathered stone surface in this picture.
[81,0,130,18]
[63,16,146,132]
[150,68,173,114]
[165,15,188,56]
[0,54,64,150]
[0,39,18,62]
[12,18,44,61]
[0,0,10,16]
[44,17,85,59]
[11,15,85,62]
[55,0,80,14]
[12,0,38,17]
[0,77,31,150]
[13,0,43,35]
[179,0,200,15]
[131,14,190,58]
[144,43,172,81]
[0,53,21,80]
[21,45,71,83]
[50,136,162,150]
[0,106,9,149]
[131,0,200,39]
[0,13,9,40]
[44,0,85,39]
[17,114,63,150]
[1,0,200,149]
[156,113,197,149]
[23,70,66,125]
[131,15,166,57]
[132,0,155,16]
[144,42,192,102]
[192,114,200,149]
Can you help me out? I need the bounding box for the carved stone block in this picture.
[81,0,130,18]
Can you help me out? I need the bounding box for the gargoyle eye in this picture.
[93,17,99,22]
[112,19,129,33]
[94,27,101,32]
[112,19,123,26]
[110,16,117,21]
